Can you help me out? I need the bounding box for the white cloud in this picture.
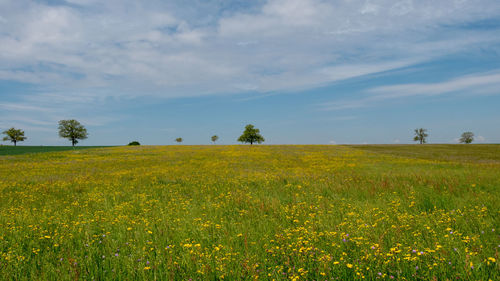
[476,135,486,142]
[368,72,500,99]
[0,0,499,102]
[329,140,337,144]
[320,71,500,111]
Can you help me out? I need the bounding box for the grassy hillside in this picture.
[0,145,498,280]
[0,146,112,156]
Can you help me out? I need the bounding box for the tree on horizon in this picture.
[459,132,474,144]
[237,124,264,145]
[211,135,219,144]
[2,127,27,146]
[58,120,88,146]
[413,128,428,144]
[175,137,183,143]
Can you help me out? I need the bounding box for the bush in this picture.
[128,141,140,146]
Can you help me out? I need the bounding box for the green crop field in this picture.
[0,146,111,156]
[0,145,498,280]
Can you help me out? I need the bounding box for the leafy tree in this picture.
[211,135,219,144]
[128,141,140,146]
[238,124,264,145]
[2,127,27,146]
[459,132,474,144]
[58,120,88,146]
[413,128,428,144]
[175,137,183,143]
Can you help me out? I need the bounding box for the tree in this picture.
[238,124,264,145]
[211,135,219,144]
[459,132,474,144]
[2,127,27,146]
[413,128,428,144]
[58,120,88,146]
[175,137,183,143]
[128,141,140,146]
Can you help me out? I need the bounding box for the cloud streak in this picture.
[320,71,500,111]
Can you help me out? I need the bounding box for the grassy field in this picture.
[0,145,498,280]
[0,146,111,156]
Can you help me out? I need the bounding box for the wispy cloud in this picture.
[368,72,500,98]
[0,102,54,113]
[1,0,499,99]
[320,71,500,111]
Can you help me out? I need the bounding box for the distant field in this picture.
[0,146,112,156]
[0,145,498,280]
[351,144,500,163]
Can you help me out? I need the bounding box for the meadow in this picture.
[0,145,498,280]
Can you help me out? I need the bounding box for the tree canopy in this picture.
[459,132,474,144]
[238,124,264,145]
[58,120,88,146]
[413,128,428,144]
[175,137,183,143]
[211,135,219,144]
[2,127,27,146]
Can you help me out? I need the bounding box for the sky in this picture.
[1,0,499,145]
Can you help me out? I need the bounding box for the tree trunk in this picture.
[14,140,16,146]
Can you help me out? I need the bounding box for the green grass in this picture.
[0,146,112,156]
[0,145,498,280]
[350,144,500,163]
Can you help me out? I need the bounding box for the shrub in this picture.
[128,141,140,146]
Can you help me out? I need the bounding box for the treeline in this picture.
[1,121,477,146]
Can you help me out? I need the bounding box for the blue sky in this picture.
[1,0,499,145]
